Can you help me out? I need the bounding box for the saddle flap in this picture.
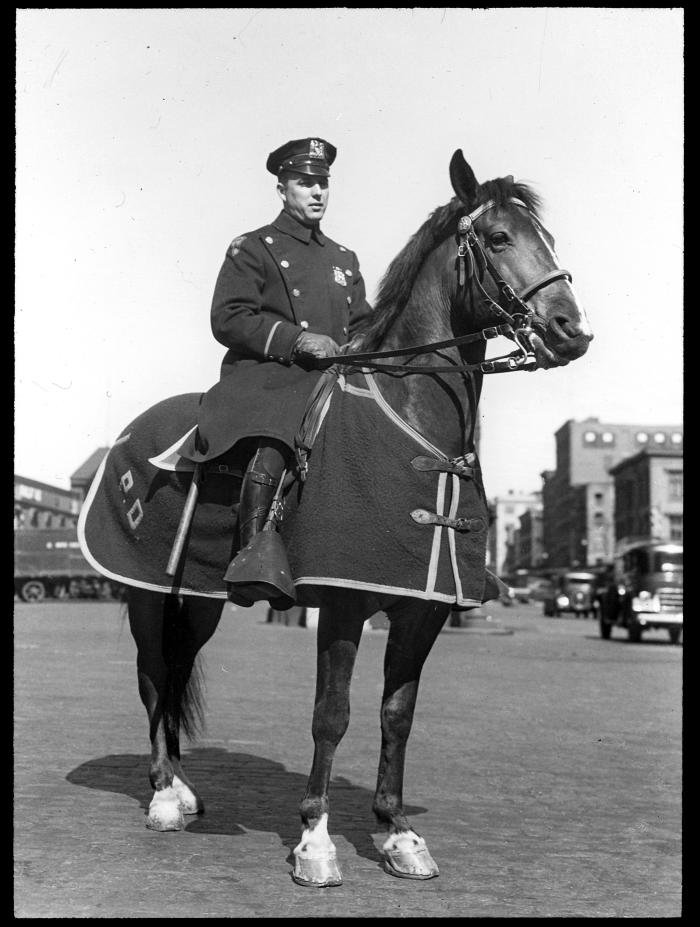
[148,426,199,472]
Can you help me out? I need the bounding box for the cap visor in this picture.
[281,162,330,177]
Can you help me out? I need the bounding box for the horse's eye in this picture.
[489,233,509,248]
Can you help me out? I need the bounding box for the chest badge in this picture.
[333,266,348,287]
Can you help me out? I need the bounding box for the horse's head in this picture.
[449,150,593,368]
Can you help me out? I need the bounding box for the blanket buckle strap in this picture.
[411,509,485,532]
[411,454,476,479]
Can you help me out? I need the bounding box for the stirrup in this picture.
[224,529,296,610]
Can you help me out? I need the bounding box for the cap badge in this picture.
[309,139,326,160]
[333,266,347,286]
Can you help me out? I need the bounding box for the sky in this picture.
[15,8,683,501]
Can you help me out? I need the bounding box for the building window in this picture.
[671,432,683,445]
[653,432,667,445]
[668,514,683,542]
[601,431,615,444]
[636,431,649,444]
[583,431,597,445]
[667,471,683,500]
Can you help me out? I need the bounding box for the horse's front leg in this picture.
[127,589,221,831]
[373,600,449,879]
[293,593,368,887]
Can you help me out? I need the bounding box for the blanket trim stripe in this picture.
[447,473,465,602]
[365,373,449,460]
[291,575,482,607]
[425,472,447,597]
[337,375,373,398]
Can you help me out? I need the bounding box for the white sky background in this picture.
[15,8,683,499]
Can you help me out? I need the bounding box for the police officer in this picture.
[182,137,373,603]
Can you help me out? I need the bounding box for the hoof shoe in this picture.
[383,843,439,880]
[292,854,343,888]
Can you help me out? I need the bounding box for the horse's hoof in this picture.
[172,776,204,815]
[383,843,439,880]
[292,854,343,888]
[146,787,185,831]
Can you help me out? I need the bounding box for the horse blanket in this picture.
[78,377,500,608]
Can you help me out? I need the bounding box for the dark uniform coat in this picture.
[182,209,373,462]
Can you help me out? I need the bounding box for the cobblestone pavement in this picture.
[14,600,682,917]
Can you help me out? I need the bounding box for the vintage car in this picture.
[542,571,598,618]
[599,541,683,644]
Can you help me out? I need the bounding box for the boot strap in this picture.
[248,469,278,487]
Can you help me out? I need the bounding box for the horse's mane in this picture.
[350,177,542,351]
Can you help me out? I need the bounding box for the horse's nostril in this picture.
[551,316,579,340]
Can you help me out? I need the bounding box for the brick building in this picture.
[14,448,109,529]
[487,490,541,575]
[13,476,82,529]
[541,418,683,568]
[511,503,545,572]
[609,448,683,546]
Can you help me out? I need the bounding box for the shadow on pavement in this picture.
[66,747,428,866]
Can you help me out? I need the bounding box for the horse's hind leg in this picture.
[293,592,368,887]
[373,600,449,879]
[126,588,222,830]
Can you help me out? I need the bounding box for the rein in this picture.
[317,197,572,376]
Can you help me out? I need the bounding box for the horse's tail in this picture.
[162,594,206,743]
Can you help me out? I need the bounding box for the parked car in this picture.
[543,571,598,618]
[529,577,553,602]
[599,541,682,644]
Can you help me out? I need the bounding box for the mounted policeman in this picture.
[180,137,373,604]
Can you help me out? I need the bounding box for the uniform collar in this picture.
[273,210,325,246]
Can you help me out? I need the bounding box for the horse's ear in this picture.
[449,149,479,207]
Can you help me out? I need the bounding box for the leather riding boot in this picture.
[237,465,280,550]
[224,441,294,608]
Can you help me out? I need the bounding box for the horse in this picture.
[78,150,592,887]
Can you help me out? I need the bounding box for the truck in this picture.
[598,540,683,644]
[14,527,123,602]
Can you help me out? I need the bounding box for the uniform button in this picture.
[339,246,346,252]
[345,269,352,276]
[343,326,348,335]
[300,320,309,329]
[346,296,352,304]
[280,259,289,268]
[265,236,274,244]
[292,288,300,297]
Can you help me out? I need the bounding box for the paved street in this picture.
[14,598,682,918]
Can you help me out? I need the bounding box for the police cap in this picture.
[266,137,337,177]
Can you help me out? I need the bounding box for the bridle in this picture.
[317,197,572,376]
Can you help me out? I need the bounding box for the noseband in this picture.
[319,197,573,375]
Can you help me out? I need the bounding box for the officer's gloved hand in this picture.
[291,332,340,367]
